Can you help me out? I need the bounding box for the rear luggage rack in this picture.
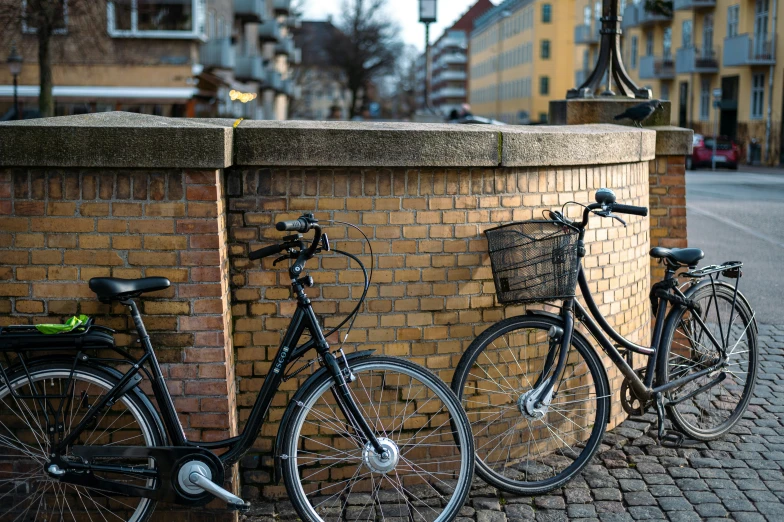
[0,318,116,351]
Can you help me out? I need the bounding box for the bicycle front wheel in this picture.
[281,356,474,522]
[0,360,163,522]
[452,315,610,495]
[660,282,758,440]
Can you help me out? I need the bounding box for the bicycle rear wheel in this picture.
[0,360,163,522]
[660,282,758,440]
[451,315,609,495]
[281,356,474,522]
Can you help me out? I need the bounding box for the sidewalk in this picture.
[242,324,784,522]
[736,165,784,176]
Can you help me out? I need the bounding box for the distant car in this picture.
[0,107,41,121]
[688,134,739,170]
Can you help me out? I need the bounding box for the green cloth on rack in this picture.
[35,315,90,335]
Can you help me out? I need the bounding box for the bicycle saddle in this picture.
[89,277,171,302]
[649,247,705,267]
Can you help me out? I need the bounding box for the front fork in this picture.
[296,282,386,456]
[525,302,576,417]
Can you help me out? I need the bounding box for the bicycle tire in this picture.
[451,315,610,495]
[281,356,474,522]
[659,281,758,440]
[0,359,164,522]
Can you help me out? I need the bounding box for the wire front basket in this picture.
[485,220,581,304]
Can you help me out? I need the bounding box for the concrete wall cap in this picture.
[0,112,234,168]
[649,126,695,156]
[233,120,502,167]
[501,124,656,167]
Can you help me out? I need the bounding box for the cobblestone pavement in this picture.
[242,324,784,522]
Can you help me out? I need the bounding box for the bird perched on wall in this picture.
[614,100,664,128]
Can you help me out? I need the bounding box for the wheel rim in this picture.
[668,291,756,435]
[0,368,156,522]
[287,360,471,522]
[460,324,605,489]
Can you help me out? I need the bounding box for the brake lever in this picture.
[272,254,289,266]
[609,213,627,227]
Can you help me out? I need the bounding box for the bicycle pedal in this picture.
[228,501,251,513]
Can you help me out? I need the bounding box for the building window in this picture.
[539,112,548,123]
[540,76,549,95]
[108,0,205,38]
[751,73,765,119]
[663,27,672,59]
[541,40,550,59]
[583,6,591,26]
[542,3,551,23]
[661,83,670,101]
[727,5,739,38]
[700,79,711,121]
[682,20,692,47]
[22,0,68,34]
[630,36,638,69]
[645,30,654,56]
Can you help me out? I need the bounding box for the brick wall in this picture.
[0,168,238,518]
[226,162,652,499]
[648,155,688,280]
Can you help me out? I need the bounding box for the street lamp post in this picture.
[7,43,23,120]
[568,0,650,99]
[712,88,722,171]
[419,0,437,113]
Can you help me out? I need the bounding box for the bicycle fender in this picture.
[272,349,376,483]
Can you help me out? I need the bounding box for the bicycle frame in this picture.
[531,245,731,409]
[51,276,385,466]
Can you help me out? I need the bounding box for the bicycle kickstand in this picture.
[654,392,685,448]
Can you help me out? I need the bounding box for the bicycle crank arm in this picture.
[667,372,727,406]
[187,466,249,511]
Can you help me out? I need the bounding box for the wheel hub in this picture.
[518,389,547,419]
[362,438,399,474]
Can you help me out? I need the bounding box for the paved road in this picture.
[244,326,784,521]
[686,169,784,324]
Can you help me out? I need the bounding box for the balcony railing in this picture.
[621,3,639,29]
[200,38,235,70]
[723,34,775,66]
[436,53,467,69]
[433,87,466,99]
[639,54,674,79]
[258,19,281,42]
[673,0,716,10]
[264,67,283,92]
[235,54,265,82]
[637,4,672,25]
[435,70,467,82]
[675,46,719,74]
[234,0,265,23]
[436,33,467,52]
[274,0,291,15]
[575,23,599,45]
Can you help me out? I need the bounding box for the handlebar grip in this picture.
[276,219,309,232]
[611,204,648,217]
[249,243,285,261]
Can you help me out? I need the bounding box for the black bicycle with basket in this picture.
[451,187,758,494]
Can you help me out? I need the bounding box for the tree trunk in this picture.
[349,86,360,119]
[38,25,53,117]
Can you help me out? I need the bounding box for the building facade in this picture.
[468,0,577,124]
[575,0,782,164]
[415,0,493,117]
[0,0,299,120]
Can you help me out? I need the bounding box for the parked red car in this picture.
[687,134,740,170]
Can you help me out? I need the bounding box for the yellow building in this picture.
[468,0,577,124]
[575,0,782,164]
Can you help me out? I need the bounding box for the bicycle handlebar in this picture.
[276,218,311,233]
[610,203,648,217]
[248,243,286,261]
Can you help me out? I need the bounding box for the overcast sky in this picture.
[301,0,486,52]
